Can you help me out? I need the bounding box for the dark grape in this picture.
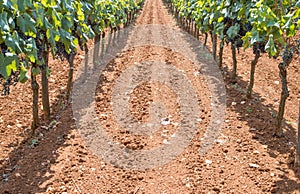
[282,47,293,64]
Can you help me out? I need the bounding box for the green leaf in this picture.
[16,13,37,37]
[0,12,10,32]
[4,31,22,53]
[0,53,18,79]
[265,34,277,56]
[31,66,41,76]
[18,65,29,83]
[17,0,25,12]
[226,23,240,39]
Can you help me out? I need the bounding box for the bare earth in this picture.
[1,0,300,193]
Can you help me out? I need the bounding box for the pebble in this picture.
[163,139,170,144]
[216,139,226,145]
[205,160,212,165]
[249,163,260,168]
[16,124,23,128]
[253,150,260,155]
[186,182,191,188]
[231,102,237,106]
[196,118,203,122]
[161,118,171,125]
[41,126,49,130]
[249,128,256,131]
[2,174,8,181]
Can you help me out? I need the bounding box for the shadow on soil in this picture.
[0,93,75,193]
[163,0,300,190]
[221,65,300,193]
[0,17,138,193]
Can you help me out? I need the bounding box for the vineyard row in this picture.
[0,0,143,132]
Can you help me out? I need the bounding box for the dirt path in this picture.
[1,0,300,193]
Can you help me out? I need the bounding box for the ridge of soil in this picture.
[0,0,299,193]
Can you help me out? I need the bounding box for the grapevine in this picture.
[0,0,144,132]
[165,0,300,136]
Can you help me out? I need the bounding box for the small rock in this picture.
[186,182,191,188]
[2,174,8,181]
[161,118,171,125]
[172,122,179,126]
[216,139,226,145]
[253,150,260,155]
[16,124,23,128]
[274,81,280,85]
[270,173,275,177]
[163,139,170,144]
[249,128,256,131]
[193,72,200,76]
[196,118,203,122]
[49,78,56,83]
[231,102,237,106]
[249,163,260,168]
[241,101,246,104]
[205,160,212,165]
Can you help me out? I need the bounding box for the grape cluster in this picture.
[0,71,20,96]
[0,44,9,54]
[223,18,252,48]
[1,41,22,95]
[253,42,266,55]
[282,47,293,64]
[55,42,76,63]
